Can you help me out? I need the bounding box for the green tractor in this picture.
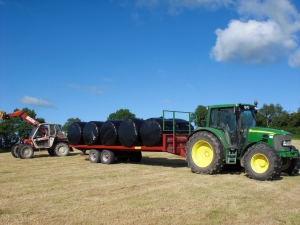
[186,101,300,181]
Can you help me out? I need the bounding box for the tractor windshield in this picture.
[241,109,256,131]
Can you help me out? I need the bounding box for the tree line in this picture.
[1,104,299,149]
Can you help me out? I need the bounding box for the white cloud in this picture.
[210,0,300,67]
[20,96,54,108]
[160,99,171,104]
[288,49,300,67]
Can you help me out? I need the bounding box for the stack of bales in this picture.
[67,117,193,146]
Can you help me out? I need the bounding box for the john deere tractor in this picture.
[185,101,300,181]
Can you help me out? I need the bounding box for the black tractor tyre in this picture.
[244,144,281,181]
[100,150,115,164]
[54,142,70,157]
[129,152,142,163]
[11,144,20,158]
[18,144,34,159]
[89,149,101,163]
[185,131,225,174]
[281,152,300,176]
[48,149,57,156]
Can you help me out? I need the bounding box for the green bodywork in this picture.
[192,103,299,165]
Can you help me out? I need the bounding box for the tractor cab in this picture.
[29,123,67,149]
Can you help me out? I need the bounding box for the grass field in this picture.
[0,141,300,225]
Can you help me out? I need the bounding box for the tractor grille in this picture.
[273,135,291,151]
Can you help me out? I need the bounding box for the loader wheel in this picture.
[186,131,225,174]
[89,149,101,163]
[281,152,300,176]
[101,150,114,164]
[55,142,70,157]
[48,149,56,156]
[244,144,281,181]
[129,152,142,163]
[18,144,34,159]
[11,144,19,158]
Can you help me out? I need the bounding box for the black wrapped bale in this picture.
[100,120,123,145]
[140,118,173,146]
[83,121,104,145]
[118,118,144,147]
[174,119,194,133]
[67,122,87,145]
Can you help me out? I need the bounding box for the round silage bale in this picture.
[118,118,144,147]
[100,120,123,145]
[83,121,104,145]
[174,119,194,133]
[140,118,173,146]
[67,122,87,145]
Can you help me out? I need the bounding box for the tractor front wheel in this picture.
[11,144,19,158]
[244,144,281,181]
[186,131,225,174]
[55,142,70,157]
[18,144,34,159]
[281,150,300,176]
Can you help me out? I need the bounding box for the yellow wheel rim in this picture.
[250,153,269,174]
[281,158,291,170]
[192,140,213,167]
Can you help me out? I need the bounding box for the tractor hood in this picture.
[248,127,291,136]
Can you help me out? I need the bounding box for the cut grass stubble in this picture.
[0,141,300,225]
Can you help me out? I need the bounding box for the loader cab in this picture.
[208,103,257,151]
[29,123,63,149]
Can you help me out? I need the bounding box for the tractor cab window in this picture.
[49,124,56,136]
[241,110,256,131]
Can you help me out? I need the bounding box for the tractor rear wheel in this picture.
[100,150,114,164]
[244,144,281,181]
[281,150,300,175]
[89,149,101,163]
[54,142,70,157]
[11,144,19,158]
[18,144,34,159]
[186,131,225,174]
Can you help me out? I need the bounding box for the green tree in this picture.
[191,105,208,127]
[62,118,81,131]
[107,109,135,120]
[0,108,45,149]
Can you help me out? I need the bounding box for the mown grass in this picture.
[0,142,300,225]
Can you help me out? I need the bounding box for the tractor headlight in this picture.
[282,140,292,147]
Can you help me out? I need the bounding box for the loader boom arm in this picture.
[0,110,40,125]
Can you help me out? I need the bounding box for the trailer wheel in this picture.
[55,142,70,157]
[244,144,281,181]
[281,151,300,176]
[101,150,114,164]
[18,144,34,159]
[48,149,56,156]
[89,149,101,163]
[186,131,225,174]
[11,144,19,158]
[129,152,142,163]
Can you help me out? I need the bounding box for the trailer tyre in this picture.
[11,144,19,158]
[55,142,70,157]
[101,150,114,164]
[89,149,101,163]
[186,131,225,174]
[244,144,281,181]
[281,150,300,176]
[129,152,142,163]
[18,144,34,159]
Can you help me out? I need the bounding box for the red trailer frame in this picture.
[70,133,189,158]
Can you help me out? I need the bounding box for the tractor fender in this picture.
[188,128,229,151]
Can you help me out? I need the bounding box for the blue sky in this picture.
[1,0,300,125]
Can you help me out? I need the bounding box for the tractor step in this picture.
[226,154,237,164]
